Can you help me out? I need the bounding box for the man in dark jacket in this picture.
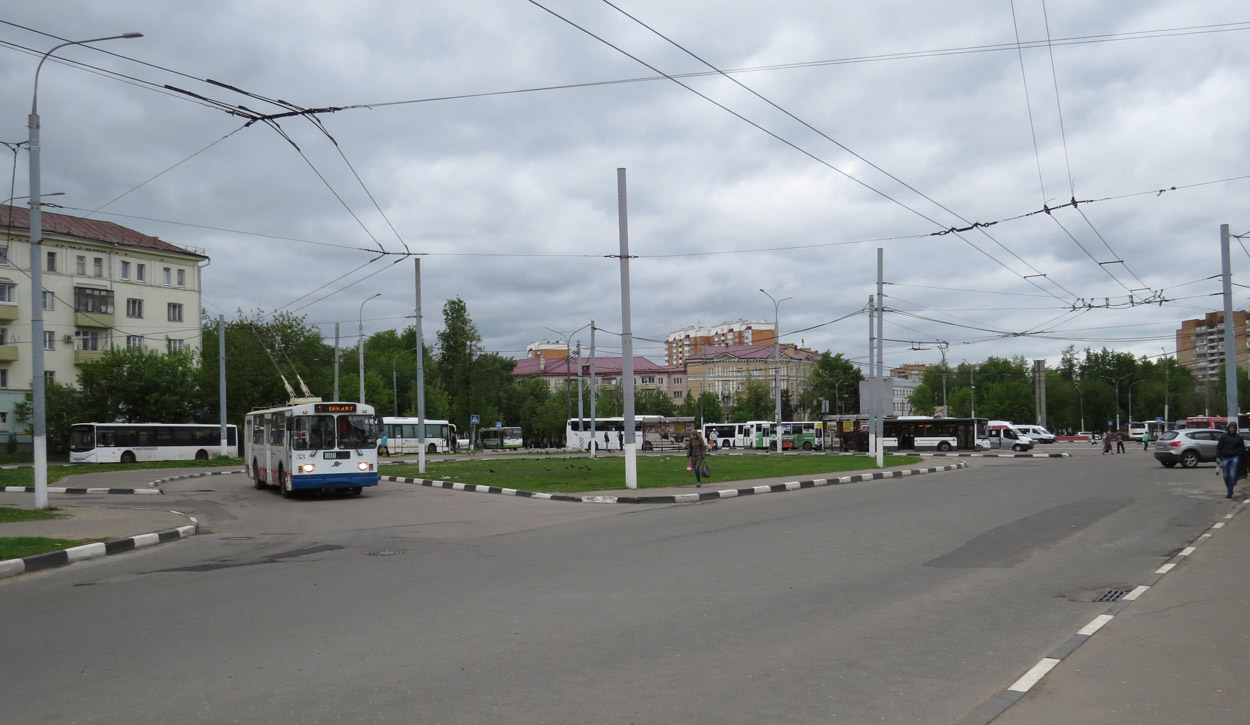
[1216,423,1245,499]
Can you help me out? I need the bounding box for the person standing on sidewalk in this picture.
[1216,422,1245,499]
[687,430,708,487]
[1116,430,1127,454]
[1142,428,1150,451]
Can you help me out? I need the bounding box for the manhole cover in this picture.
[367,549,405,557]
[1095,588,1130,602]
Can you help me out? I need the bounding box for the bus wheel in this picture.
[427,443,437,455]
[937,441,952,452]
[802,442,813,451]
[120,451,136,464]
[642,441,653,451]
[279,466,294,498]
[195,449,208,461]
[349,486,362,496]
[253,460,267,489]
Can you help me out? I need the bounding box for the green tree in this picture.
[636,388,676,416]
[13,382,86,455]
[436,297,483,432]
[800,352,863,417]
[730,377,773,422]
[909,383,936,416]
[679,390,724,425]
[79,346,202,423]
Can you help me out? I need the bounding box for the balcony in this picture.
[74,348,106,365]
[74,311,114,328]
[0,303,17,322]
[0,344,17,362]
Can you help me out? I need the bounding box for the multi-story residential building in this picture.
[1177,310,1249,381]
[665,320,775,365]
[0,204,207,441]
[684,343,819,414]
[525,340,569,360]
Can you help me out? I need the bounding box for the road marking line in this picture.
[1156,562,1176,574]
[1078,614,1114,636]
[1008,658,1060,692]
[1122,585,1150,601]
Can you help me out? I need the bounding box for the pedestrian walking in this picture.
[1142,429,1150,451]
[1216,422,1246,499]
[1102,431,1113,454]
[604,431,610,451]
[707,428,718,450]
[686,430,709,487]
[618,430,624,450]
[1116,430,1126,454]
[379,433,389,457]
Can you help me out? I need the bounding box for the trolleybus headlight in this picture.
[299,463,316,473]
[358,462,372,471]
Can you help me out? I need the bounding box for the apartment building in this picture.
[684,343,819,411]
[0,204,207,440]
[1176,310,1248,381]
[512,355,688,403]
[665,320,776,366]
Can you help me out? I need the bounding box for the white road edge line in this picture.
[1008,657,1060,692]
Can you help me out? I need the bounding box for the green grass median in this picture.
[385,453,923,494]
[0,458,242,488]
[0,506,90,560]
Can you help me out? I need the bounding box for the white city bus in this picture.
[70,422,239,463]
[245,401,379,497]
[703,422,748,449]
[479,426,523,450]
[566,417,647,451]
[382,417,460,454]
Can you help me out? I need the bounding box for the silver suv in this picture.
[1153,428,1222,468]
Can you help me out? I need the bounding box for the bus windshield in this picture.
[337,415,379,449]
[70,424,95,452]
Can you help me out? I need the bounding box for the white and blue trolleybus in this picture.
[245,400,380,497]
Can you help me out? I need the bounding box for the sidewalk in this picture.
[980,499,1250,724]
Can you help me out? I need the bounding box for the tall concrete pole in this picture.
[333,322,340,401]
[589,322,597,458]
[876,248,885,467]
[218,315,228,457]
[617,168,637,489]
[358,293,380,404]
[1221,224,1238,420]
[415,259,426,473]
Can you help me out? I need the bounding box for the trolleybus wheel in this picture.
[253,460,267,489]
[279,466,294,498]
[349,486,362,496]
[120,451,136,464]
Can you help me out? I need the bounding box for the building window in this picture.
[640,375,656,384]
[136,263,146,282]
[126,335,144,348]
[43,331,54,350]
[0,246,8,265]
[126,298,143,319]
[42,291,53,310]
[74,287,115,314]
[46,251,56,273]
[674,377,682,384]
[121,261,130,280]
[76,256,86,275]
[0,328,7,345]
[176,268,186,287]
[167,338,184,351]
[0,369,7,388]
[45,370,54,384]
[93,257,104,277]
[75,329,103,351]
[163,267,171,286]
[167,303,183,322]
[0,282,15,304]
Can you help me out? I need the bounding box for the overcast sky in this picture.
[2,1,1248,374]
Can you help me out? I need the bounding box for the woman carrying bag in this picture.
[687,430,709,487]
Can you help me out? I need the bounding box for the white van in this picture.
[1014,424,1055,444]
[986,421,1035,451]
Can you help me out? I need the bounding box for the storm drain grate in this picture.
[367,549,405,557]
[1095,589,1130,602]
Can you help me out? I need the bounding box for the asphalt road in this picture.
[0,444,1231,723]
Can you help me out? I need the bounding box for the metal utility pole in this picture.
[1034,359,1047,426]
[867,294,876,457]
[575,340,584,426]
[875,249,885,467]
[938,342,949,416]
[760,288,792,446]
[28,32,142,509]
[1221,224,1238,420]
[358,293,380,404]
[618,168,637,489]
[333,322,340,401]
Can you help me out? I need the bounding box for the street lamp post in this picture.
[545,323,590,422]
[28,32,141,510]
[391,346,419,417]
[1104,374,1131,432]
[358,293,380,403]
[760,289,793,445]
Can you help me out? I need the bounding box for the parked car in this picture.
[1153,428,1223,468]
[1014,425,1056,444]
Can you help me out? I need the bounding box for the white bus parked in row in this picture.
[381,417,460,454]
[70,422,238,463]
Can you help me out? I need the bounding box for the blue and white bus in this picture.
[245,401,379,497]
